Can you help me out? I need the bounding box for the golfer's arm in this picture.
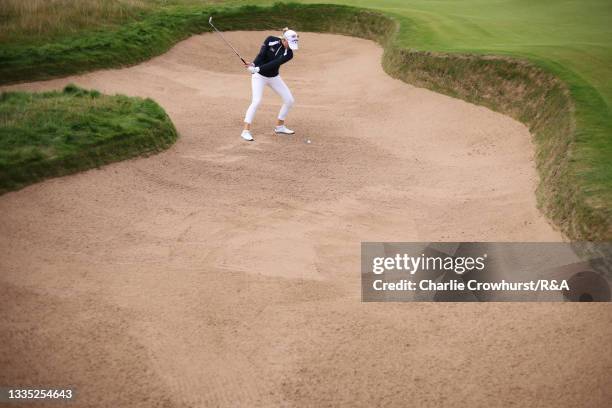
[252,43,267,67]
[257,53,292,72]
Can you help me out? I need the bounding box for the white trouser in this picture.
[244,73,294,124]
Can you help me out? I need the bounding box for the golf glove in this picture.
[247,66,260,74]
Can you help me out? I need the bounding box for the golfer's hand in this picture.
[247,65,260,74]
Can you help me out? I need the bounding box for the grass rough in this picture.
[0,85,177,193]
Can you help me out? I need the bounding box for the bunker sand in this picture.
[1,33,610,407]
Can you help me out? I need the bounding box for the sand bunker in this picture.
[1,32,609,407]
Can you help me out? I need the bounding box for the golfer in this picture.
[241,28,299,141]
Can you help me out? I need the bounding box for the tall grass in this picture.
[0,0,229,42]
[0,0,153,41]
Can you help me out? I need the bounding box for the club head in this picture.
[209,16,213,24]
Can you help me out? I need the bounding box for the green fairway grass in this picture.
[314,0,612,105]
[0,85,177,193]
[0,0,610,239]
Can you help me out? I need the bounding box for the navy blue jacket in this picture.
[253,36,293,77]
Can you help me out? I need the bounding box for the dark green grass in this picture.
[0,85,177,193]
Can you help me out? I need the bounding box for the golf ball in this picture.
[306,139,311,144]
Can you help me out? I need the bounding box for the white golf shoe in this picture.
[241,130,254,141]
[274,125,295,135]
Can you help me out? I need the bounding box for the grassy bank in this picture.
[0,1,610,239]
[0,85,177,193]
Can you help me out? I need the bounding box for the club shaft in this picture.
[209,19,247,65]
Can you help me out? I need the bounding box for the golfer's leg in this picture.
[269,76,294,121]
[244,74,266,125]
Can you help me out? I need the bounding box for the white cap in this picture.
[283,29,299,50]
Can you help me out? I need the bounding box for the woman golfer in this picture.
[241,28,299,141]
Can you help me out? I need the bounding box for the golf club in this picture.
[208,16,248,66]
